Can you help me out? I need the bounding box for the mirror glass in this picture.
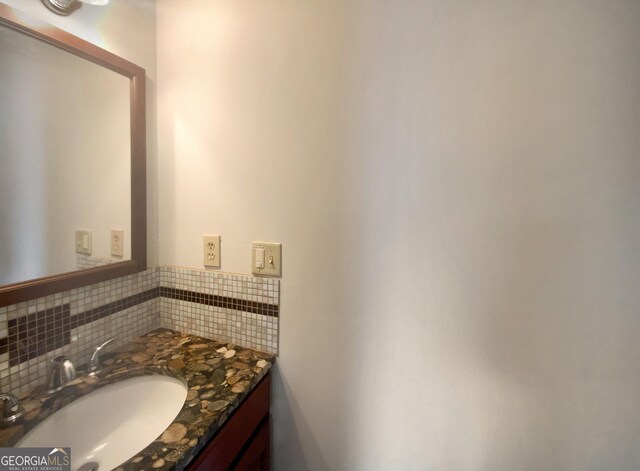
[0,24,131,286]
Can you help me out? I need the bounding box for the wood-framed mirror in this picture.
[0,3,146,307]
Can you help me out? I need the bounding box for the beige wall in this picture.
[157,1,640,470]
[1,0,159,268]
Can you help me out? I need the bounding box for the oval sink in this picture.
[18,375,188,471]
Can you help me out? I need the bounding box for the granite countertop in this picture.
[0,329,274,470]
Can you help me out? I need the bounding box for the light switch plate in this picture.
[203,235,221,268]
[251,242,281,277]
[111,229,124,258]
[75,230,92,255]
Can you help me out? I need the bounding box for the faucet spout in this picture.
[87,337,115,376]
[46,355,76,394]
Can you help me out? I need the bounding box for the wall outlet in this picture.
[111,229,124,258]
[203,235,221,268]
[75,230,92,255]
[251,241,281,277]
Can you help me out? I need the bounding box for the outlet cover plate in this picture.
[203,235,221,268]
[251,241,281,277]
[111,229,124,258]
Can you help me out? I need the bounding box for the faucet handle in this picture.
[88,337,115,375]
[0,393,25,424]
[46,356,76,394]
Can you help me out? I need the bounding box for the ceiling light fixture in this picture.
[41,0,109,16]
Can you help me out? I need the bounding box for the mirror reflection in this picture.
[0,23,131,286]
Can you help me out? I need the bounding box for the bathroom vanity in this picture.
[0,329,274,471]
[188,370,271,471]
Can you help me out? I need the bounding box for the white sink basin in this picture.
[18,375,188,471]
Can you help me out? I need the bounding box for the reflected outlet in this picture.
[111,229,124,258]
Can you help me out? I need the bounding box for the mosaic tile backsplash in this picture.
[0,267,280,395]
[159,266,279,354]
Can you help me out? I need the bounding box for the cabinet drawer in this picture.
[234,417,270,471]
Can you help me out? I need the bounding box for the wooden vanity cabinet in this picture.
[187,372,271,471]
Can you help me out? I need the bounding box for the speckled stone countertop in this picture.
[0,329,274,470]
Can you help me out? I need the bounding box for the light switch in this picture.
[75,230,92,255]
[251,242,281,277]
[255,247,265,269]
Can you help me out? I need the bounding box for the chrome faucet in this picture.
[0,393,25,424]
[87,337,115,376]
[46,356,76,394]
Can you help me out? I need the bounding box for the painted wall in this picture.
[1,0,159,267]
[157,1,640,470]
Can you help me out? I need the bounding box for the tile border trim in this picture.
[158,287,279,318]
